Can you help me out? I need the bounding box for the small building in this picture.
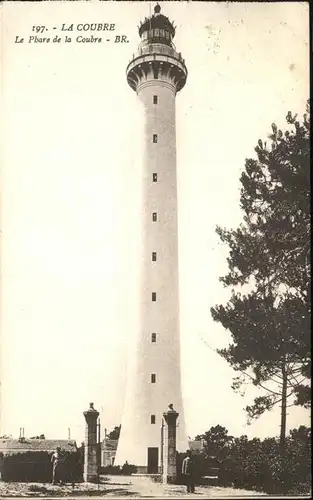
[0,438,78,456]
[0,438,80,482]
[101,438,118,467]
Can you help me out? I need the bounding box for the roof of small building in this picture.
[0,439,78,454]
[101,438,118,451]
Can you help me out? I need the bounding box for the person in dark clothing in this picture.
[182,449,195,493]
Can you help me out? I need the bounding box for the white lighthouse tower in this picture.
[115,4,188,473]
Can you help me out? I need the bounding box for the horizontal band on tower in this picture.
[137,80,176,94]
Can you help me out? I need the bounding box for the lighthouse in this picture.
[115,4,188,473]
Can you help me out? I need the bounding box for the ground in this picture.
[0,475,267,498]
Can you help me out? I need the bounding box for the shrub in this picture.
[211,427,311,494]
[181,425,311,494]
[28,485,49,493]
[99,463,137,475]
[121,462,137,475]
[99,465,121,475]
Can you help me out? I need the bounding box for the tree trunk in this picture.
[279,359,288,493]
[280,359,288,453]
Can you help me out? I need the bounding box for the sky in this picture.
[0,1,310,444]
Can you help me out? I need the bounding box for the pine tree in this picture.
[211,101,310,448]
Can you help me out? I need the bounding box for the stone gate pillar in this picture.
[83,402,99,482]
[162,404,179,484]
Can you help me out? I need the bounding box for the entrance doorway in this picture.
[147,447,159,473]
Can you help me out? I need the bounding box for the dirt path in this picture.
[0,475,267,498]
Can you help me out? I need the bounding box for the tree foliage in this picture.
[217,103,310,296]
[196,425,233,459]
[194,425,311,494]
[211,102,310,433]
[106,425,121,440]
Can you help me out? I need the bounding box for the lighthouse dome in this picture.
[138,4,175,47]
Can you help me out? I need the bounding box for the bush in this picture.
[99,463,137,476]
[187,425,311,494]
[99,465,121,475]
[121,462,137,475]
[207,427,311,494]
[28,485,49,493]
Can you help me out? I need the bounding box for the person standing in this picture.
[182,449,195,493]
[51,447,62,485]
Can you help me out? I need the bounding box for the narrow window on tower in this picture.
[151,374,156,383]
[151,333,156,343]
[153,173,158,182]
[153,95,158,104]
[153,134,158,143]
[152,212,157,222]
[152,252,157,262]
[151,415,156,424]
[152,292,157,302]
